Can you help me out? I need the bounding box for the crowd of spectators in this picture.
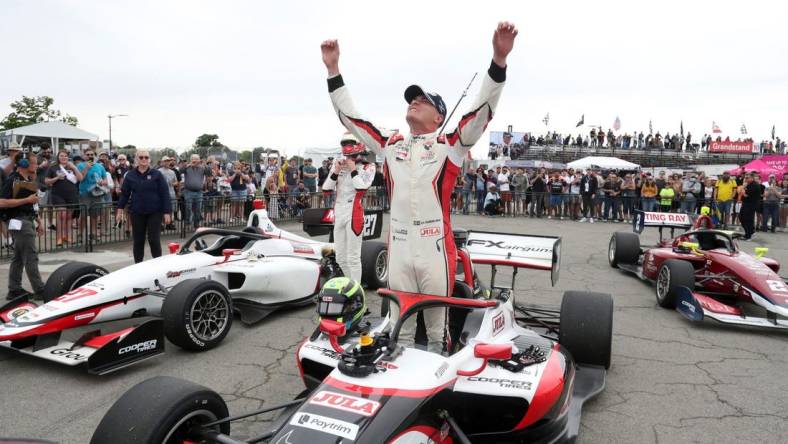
[451,165,788,236]
[489,129,786,160]
[0,146,390,251]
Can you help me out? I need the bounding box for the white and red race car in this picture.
[0,201,387,374]
[92,230,613,443]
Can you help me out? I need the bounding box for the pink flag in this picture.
[712,121,722,133]
[613,116,621,131]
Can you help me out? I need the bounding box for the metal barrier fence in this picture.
[2,187,782,261]
[0,189,388,260]
[451,190,788,229]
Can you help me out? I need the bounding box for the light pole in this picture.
[107,114,128,156]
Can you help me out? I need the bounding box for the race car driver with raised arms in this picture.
[321,132,376,282]
[321,21,518,350]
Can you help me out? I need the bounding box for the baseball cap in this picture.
[503,132,513,137]
[161,156,171,161]
[404,85,447,118]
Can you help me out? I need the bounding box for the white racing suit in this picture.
[322,163,376,282]
[328,61,506,349]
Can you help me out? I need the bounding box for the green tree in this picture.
[238,150,252,163]
[193,134,223,148]
[0,96,78,130]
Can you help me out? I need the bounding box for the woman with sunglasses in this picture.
[115,150,172,263]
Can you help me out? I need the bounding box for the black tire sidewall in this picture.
[656,260,695,308]
[559,291,614,369]
[361,241,388,289]
[91,376,229,444]
[42,262,108,303]
[610,232,640,267]
[163,280,233,351]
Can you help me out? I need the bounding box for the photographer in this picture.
[0,150,45,300]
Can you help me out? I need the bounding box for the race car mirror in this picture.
[319,318,346,353]
[319,318,346,337]
[457,342,513,377]
[474,343,513,360]
[754,247,768,258]
[167,242,180,254]
[222,249,241,261]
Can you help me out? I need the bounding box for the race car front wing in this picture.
[0,319,165,375]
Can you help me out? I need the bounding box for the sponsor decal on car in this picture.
[420,227,441,237]
[434,361,449,378]
[393,228,408,235]
[291,243,314,254]
[289,412,358,440]
[309,391,381,417]
[74,312,96,321]
[467,239,551,253]
[412,218,440,226]
[492,312,505,336]
[467,376,533,390]
[118,339,158,355]
[50,348,88,361]
[681,300,696,313]
[304,343,341,360]
[644,212,690,224]
[166,268,196,279]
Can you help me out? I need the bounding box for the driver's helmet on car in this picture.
[317,277,366,333]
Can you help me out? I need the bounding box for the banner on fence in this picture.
[708,141,754,154]
[760,155,788,173]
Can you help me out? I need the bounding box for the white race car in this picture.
[0,201,387,374]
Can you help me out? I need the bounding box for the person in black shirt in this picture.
[739,174,760,240]
[116,150,172,263]
[0,153,45,300]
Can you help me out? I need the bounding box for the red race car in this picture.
[609,210,788,330]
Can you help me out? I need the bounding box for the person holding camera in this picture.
[321,132,376,282]
[0,150,45,300]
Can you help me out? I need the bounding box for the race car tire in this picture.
[42,261,109,303]
[163,279,233,351]
[559,291,613,369]
[90,376,229,444]
[655,259,695,309]
[361,241,388,289]
[608,232,640,268]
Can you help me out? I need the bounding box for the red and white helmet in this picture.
[340,132,367,156]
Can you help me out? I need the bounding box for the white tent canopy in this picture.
[1,121,99,153]
[567,156,640,170]
[1,121,99,140]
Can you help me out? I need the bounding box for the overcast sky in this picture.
[2,0,786,157]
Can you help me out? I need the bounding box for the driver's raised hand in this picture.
[492,21,518,68]
[321,39,340,76]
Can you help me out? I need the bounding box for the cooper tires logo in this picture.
[118,339,158,355]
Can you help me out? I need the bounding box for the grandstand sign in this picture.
[709,141,754,154]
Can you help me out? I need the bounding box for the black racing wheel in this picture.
[162,279,233,351]
[655,259,695,309]
[91,376,229,444]
[559,291,614,369]
[608,232,640,268]
[42,261,108,303]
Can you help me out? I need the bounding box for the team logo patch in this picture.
[420,227,440,237]
[492,312,505,336]
[308,390,381,417]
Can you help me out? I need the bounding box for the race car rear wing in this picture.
[632,210,693,239]
[465,230,561,287]
[302,208,384,241]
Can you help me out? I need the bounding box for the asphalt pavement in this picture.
[1,215,787,443]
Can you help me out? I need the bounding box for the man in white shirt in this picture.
[497,166,512,216]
